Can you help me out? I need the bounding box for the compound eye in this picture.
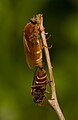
[29,19,37,24]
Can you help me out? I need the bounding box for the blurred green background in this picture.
[0,0,78,120]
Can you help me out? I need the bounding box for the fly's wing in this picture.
[23,33,34,69]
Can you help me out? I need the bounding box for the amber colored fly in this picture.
[23,14,43,69]
[31,67,49,105]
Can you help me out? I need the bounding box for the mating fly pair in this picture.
[23,14,51,105]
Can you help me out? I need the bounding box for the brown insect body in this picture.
[31,68,48,104]
[23,15,43,69]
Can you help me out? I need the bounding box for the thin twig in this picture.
[39,14,65,120]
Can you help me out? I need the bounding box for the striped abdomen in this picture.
[31,68,48,104]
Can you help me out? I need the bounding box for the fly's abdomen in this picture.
[31,68,48,104]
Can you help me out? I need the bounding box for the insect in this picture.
[23,14,43,69]
[31,67,49,105]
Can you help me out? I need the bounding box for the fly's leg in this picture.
[37,97,49,107]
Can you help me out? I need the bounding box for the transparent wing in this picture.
[23,34,34,69]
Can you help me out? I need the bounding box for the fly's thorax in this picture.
[24,22,35,39]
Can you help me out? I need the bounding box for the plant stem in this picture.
[39,14,65,120]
